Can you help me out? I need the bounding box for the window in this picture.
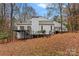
[20,26,24,30]
[50,25,52,30]
[41,26,43,30]
[20,21,22,23]
[27,26,31,31]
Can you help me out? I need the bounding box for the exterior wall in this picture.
[17,32,21,39]
[15,17,67,39]
[39,25,54,34]
[30,18,54,34]
[16,24,31,30]
[53,21,67,31]
[31,18,40,34]
[16,24,31,39]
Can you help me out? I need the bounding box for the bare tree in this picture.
[10,3,14,41]
[22,4,37,21]
[58,3,63,32]
[66,3,79,32]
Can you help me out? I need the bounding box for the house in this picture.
[53,21,67,32]
[13,17,67,39]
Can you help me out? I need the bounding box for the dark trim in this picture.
[17,24,32,25]
[13,30,26,32]
[39,24,54,25]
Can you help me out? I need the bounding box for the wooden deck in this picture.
[13,30,53,39]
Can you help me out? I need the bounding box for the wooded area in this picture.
[0,3,79,56]
[0,3,79,43]
[0,3,37,43]
[46,3,79,32]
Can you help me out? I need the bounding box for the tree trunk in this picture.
[59,3,63,33]
[10,3,13,42]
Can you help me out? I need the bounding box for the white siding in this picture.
[16,24,31,30]
[53,21,67,31]
[31,18,40,34]
[17,32,21,39]
[15,17,67,39]
[16,25,31,39]
[39,25,54,34]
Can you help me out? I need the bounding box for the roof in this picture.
[31,17,54,25]
[30,17,49,21]
[53,21,66,28]
[15,21,32,25]
[39,21,54,25]
[15,17,66,27]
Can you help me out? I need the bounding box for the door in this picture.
[27,26,31,34]
[20,26,25,38]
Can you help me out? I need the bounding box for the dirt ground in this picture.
[0,33,79,56]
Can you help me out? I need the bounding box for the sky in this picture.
[27,3,48,16]
[17,3,59,18]
[27,3,59,17]
[17,3,48,16]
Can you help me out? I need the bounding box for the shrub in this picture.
[41,30,46,34]
[49,30,52,34]
[54,31,60,34]
[37,30,46,34]
[0,32,9,40]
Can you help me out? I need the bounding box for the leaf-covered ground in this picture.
[0,33,79,56]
